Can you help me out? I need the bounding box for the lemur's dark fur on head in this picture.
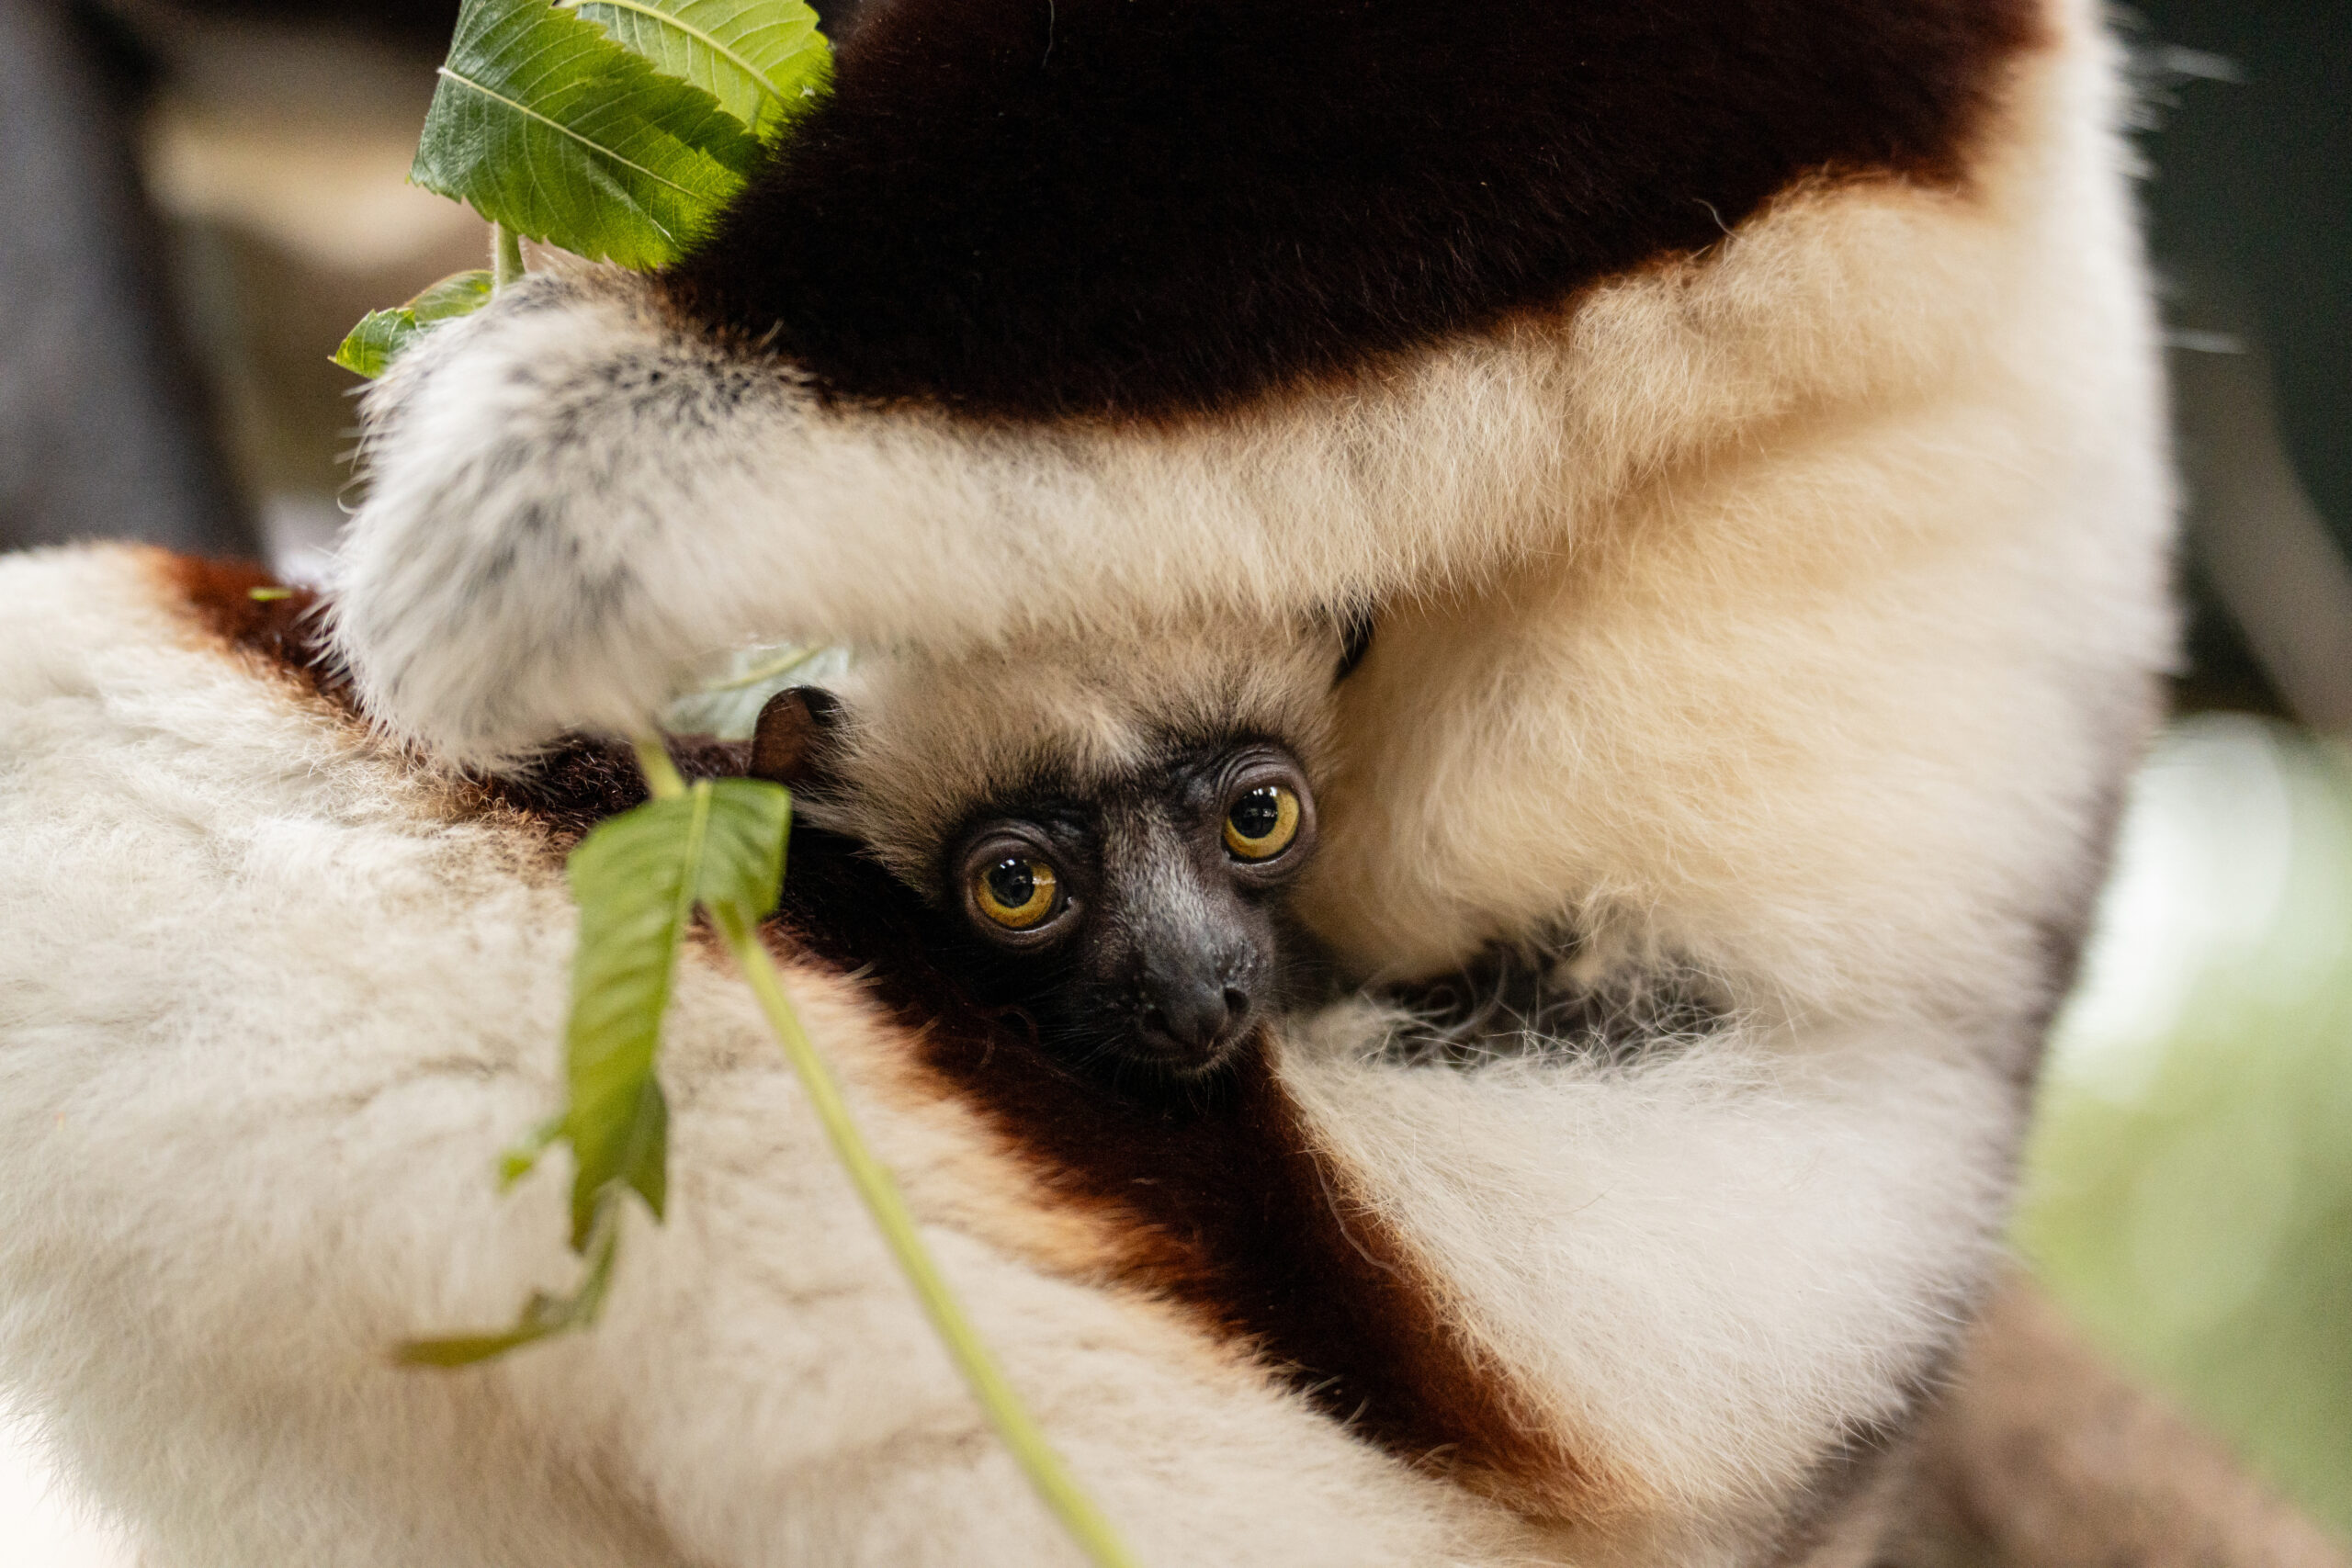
[753,688,1329,1096]
[662,0,2039,420]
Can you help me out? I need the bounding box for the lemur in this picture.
[749,658,1717,1089]
[743,622,1349,1093]
[315,0,2172,1549]
[0,0,2218,1562]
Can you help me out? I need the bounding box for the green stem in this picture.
[492,222,526,289]
[633,736,687,799]
[627,734,1140,1568]
[707,902,1142,1568]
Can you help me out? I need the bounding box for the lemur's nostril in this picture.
[1141,969,1231,1054]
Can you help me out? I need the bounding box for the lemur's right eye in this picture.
[1223,784,1302,860]
[973,854,1058,930]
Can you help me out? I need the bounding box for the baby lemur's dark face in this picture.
[944,739,1319,1080]
[752,686,1321,1087]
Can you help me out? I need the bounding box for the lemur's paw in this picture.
[331,270,800,768]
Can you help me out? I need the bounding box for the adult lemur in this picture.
[0,0,2231,1562]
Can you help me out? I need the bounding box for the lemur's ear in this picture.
[750,687,842,787]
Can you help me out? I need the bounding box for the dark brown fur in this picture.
[663,0,2041,420]
[157,556,354,706]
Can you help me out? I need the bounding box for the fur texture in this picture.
[0,543,2011,1565]
[661,0,2039,416]
[330,0,2168,996]
[0,543,2107,1566]
[2,0,2197,1558]
[0,546,1553,1568]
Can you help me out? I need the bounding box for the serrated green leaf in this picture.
[560,784,706,1246]
[569,0,831,144]
[413,0,760,269]
[406,771,788,1363]
[332,270,495,379]
[333,308,424,379]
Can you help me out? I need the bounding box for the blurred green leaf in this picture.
[558,783,706,1247]
[411,268,497,322]
[691,776,793,918]
[332,269,494,378]
[560,774,788,1248]
[412,0,760,268]
[570,0,831,144]
[400,1195,623,1365]
[332,309,424,379]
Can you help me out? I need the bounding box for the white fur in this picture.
[0,547,1544,1568]
[334,85,2057,785]
[0,545,2025,1568]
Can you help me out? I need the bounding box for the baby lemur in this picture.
[747,626,1344,1090]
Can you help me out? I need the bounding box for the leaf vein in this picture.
[435,64,711,200]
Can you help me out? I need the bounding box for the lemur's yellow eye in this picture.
[1224,784,1301,861]
[973,855,1058,929]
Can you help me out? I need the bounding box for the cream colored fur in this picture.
[0,547,1548,1568]
[0,544,2026,1568]
[331,0,2169,1005]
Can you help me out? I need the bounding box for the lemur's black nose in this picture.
[1139,964,1248,1061]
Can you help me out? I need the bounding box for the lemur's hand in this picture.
[333,272,813,767]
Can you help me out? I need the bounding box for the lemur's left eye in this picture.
[974,854,1059,930]
[1224,784,1302,861]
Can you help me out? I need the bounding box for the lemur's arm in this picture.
[324,0,2041,768]
[329,268,1549,766]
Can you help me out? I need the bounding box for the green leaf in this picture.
[332,269,494,379]
[333,309,424,379]
[411,268,497,323]
[560,785,705,1246]
[403,772,788,1363]
[662,644,848,740]
[569,0,831,144]
[401,773,786,1361]
[559,775,789,1247]
[694,776,793,919]
[412,0,760,268]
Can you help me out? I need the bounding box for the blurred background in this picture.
[0,0,2344,1559]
